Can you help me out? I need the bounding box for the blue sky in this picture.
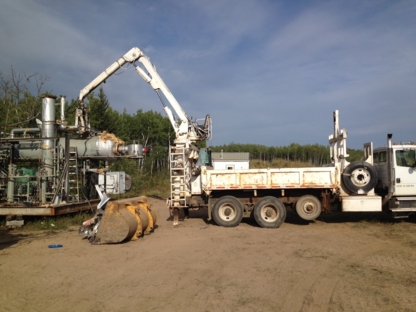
[1,0,415,149]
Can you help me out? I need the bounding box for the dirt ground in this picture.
[1,197,416,312]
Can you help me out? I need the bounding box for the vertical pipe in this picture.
[333,110,339,163]
[41,96,56,203]
[7,163,16,203]
[60,96,66,122]
[104,161,109,193]
[387,134,393,193]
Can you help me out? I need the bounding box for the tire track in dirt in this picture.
[301,277,339,312]
[279,224,389,312]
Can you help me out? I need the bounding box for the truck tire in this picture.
[296,195,321,221]
[254,196,286,228]
[212,196,243,227]
[342,161,378,194]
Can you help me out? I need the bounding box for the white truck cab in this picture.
[373,134,416,217]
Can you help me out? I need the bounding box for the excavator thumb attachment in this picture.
[91,201,138,244]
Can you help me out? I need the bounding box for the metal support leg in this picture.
[173,208,179,227]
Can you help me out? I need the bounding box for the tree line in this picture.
[210,143,331,165]
[210,143,364,166]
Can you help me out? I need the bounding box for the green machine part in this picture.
[15,167,38,195]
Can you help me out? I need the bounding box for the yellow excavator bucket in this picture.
[93,201,137,244]
[81,196,158,245]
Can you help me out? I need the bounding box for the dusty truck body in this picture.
[172,110,383,228]
[199,166,338,227]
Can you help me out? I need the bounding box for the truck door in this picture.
[393,148,416,196]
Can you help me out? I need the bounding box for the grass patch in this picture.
[8,211,96,232]
[110,158,171,199]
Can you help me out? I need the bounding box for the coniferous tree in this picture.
[87,87,117,133]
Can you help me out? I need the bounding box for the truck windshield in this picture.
[395,150,416,167]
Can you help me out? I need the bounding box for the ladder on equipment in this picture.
[68,146,80,202]
[169,145,187,208]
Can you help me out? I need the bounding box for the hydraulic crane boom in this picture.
[79,48,143,102]
[78,47,211,144]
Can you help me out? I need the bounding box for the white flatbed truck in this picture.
[172,110,414,227]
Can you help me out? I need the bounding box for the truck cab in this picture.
[373,135,416,216]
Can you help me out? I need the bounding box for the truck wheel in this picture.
[296,195,321,221]
[342,161,378,194]
[253,196,286,228]
[212,196,243,227]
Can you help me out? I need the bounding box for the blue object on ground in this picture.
[48,244,63,248]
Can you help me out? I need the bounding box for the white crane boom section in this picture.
[78,47,211,143]
[79,47,144,102]
[134,55,191,141]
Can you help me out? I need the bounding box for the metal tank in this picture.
[65,137,144,159]
[41,96,57,203]
[6,138,144,161]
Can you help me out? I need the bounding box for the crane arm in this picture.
[79,47,144,102]
[78,47,211,143]
[134,55,211,142]
[134,55,190,140]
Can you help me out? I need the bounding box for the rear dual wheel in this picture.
[212,196,243,227]
[254,196,286,228]
[296,195,321,221]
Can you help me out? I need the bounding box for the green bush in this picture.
[110,158,170,198]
